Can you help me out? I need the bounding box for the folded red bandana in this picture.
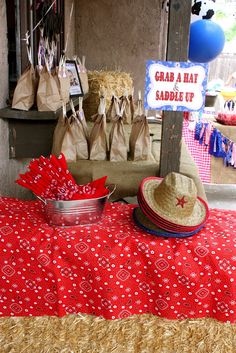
[16,154,108,200]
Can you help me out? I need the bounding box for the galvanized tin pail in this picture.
[37,184,116,227]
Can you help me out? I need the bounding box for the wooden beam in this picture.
[159,0,192,177]
[0,97,82,120]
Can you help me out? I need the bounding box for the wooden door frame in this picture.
[159,0,192,177]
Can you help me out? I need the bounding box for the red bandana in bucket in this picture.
[16,154,109,201]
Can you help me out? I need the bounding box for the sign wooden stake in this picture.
[159,0,192,177]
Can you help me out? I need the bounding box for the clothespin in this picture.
[70,99,76,116]
[79,97,83,111]
[98,95,106,115]
[25,31,30,45]
[138,90,142,101]
[62,103,67,117]
[100,87,106,99]
[123,89,128,97]
[23,31,33,65]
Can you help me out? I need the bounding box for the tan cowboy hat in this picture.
[139,172,209,230]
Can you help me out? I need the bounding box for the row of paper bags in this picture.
[52,96,151,162]
[12,54,89,112]
[106,94,133,124]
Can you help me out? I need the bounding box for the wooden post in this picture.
[159,0,192,177]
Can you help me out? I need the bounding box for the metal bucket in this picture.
[37,184,116,227]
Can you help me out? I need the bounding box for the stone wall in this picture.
[74,0,167,96]
[0,0,32,199]
[64,0,76,58]
[0,0,167,198]
[0,0,77,199]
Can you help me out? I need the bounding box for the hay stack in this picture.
[83,70,133,120]
[0,314,235,353]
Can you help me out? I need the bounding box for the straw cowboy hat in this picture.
[133,207,205,238]
[133,172,209,237]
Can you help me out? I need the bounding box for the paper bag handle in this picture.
[79,97,83,111]
[36,195,47,205]
[70,99,76,116]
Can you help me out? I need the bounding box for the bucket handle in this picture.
[107,184,116,198]
[36,195,47,205]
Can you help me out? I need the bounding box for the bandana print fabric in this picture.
[16,154,108,200]
[0,198,235,323]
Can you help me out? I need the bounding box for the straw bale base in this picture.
[0,314,235,353]
[83,70,133,120]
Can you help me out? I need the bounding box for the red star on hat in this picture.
[176,196,187,208]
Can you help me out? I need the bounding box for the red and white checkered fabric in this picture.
[183,119,211,183]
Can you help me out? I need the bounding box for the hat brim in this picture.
[140,177,209,229]
[137,191,209,232]
[133,207,204,238]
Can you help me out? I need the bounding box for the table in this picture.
[0,197,235,323]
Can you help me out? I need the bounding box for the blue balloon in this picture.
[188,20,225,63]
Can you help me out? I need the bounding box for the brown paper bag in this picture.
[109,99,127,161]
[120,94,133,124]
[37,64,62,112]
[129,96,151,161]
[106,95,119,122]
[12,64,36,111]
[76,97,89,140]
[51,105,68,156]
[61,113,89,162]
[89,97,108,160]
[129,114,151,161]
[133,94,143,118]
[129,95,135,122]
[77,56,89,95]
[12,41,36,111]
[57,57,70,104]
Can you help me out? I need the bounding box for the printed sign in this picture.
[144,61,208,112]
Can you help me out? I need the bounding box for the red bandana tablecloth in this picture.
[0,197,235,323]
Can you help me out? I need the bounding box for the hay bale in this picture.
[83,70,133,120]
[0,314,235,353]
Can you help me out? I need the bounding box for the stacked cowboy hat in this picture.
[133,172,209,238]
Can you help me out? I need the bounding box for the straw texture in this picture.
[142,173,207,227]
[0,314,235,353]
[83,70,133,120]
